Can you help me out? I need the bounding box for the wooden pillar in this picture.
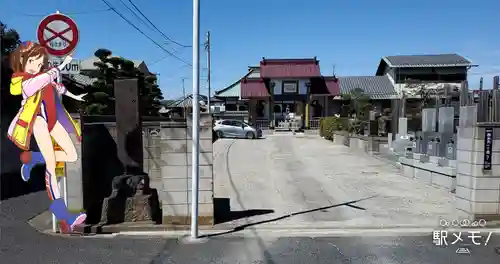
[268,97,274,128]
[390,99,400,140]
[325,95,329,117]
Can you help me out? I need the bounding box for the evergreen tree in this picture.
[1,22,22,116]
[80,48,164,116]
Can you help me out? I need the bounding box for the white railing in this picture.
[309,119,321,130]
[254,119,270,129]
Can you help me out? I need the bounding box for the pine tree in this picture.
[1,22,22,116]
[80,48,164,116]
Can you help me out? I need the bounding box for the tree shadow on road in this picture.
[202,195,376,238]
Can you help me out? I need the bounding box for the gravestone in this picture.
[422,108,436,132]
[438,107,455,133]
[99,78,159,224]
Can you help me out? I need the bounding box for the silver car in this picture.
[213,119,262,139]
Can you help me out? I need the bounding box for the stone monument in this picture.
[99,78,159,225]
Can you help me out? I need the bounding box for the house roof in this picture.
[215,67,260,98]
[260,58,321,78]
[339,76,397,99]
[375,53,474,75]
[241,78,269,98]
[210,97,224,102]
[309,77,340,95]
[66,74,96,86]
[65,56,154,87]
[164,94,208,108]
[80,56,146,71]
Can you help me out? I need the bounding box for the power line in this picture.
[100,0,191,66]
[116,0,155,32]
[20,8,112,17]
[126,0,191,48]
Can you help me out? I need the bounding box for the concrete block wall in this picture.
[398,157,456,190]
[455,105,500,221]
[145,113,214,225]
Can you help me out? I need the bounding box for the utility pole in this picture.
[0,25,4,128]
[182,78,187,118]
[190,0,201,239]
[205,31,211,113]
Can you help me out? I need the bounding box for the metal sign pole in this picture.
[190,0,201,239]
[56,74,68,205]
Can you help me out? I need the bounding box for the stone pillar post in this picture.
[455,105,500,221]
[66,114,84,211]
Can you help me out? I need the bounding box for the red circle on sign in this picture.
[37,13,79,57]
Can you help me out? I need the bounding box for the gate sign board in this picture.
[48,58,81,74]
[37,13,79,57]
[484,127,493,170]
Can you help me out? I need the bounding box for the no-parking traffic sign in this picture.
[37,13,79,57]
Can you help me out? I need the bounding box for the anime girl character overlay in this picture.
[8,41,87,233]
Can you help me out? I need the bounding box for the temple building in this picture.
[214,54,474,130]
[215,57,340,128]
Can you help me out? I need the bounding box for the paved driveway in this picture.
[213,134,459,229]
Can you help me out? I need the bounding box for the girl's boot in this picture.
[20,151,45,181]
[49,198,87,233]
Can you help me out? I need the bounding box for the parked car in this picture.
[213,119,262,139]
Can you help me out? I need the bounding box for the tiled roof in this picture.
[67,74,96,86]
[215,67,260,98]
[241,78,269,98]
[375,53,474,75]
[310,77,340,95]
[260,58,321,78]
[383,53,472,67]
[164,94,208,108]
[339,76,397,99]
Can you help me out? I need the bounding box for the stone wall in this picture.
[455,106,500,221]
[66,114,214,225]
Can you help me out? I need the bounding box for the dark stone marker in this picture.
[98,78,160,225]
[114,78,143,171]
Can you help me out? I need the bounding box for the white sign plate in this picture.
[48,58,81,74]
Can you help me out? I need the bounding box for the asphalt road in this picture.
[0,191,165,264]
[150,234,500,264]
[1,134,497,263]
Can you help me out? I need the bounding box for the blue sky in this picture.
[1,0,500,98]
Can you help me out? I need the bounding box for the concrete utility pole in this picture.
[206,31,211,113]
[182,78,187,118]
[190,0,201,239]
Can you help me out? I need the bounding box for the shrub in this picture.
[320,116,343,140]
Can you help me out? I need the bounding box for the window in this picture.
[225,104,237,111]
[282,81,298,93]
[229,120,243,127]
[273,105,282,113]
[221,120,232,125]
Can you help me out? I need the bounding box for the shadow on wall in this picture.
[0,125,45,201]
[82,124,124,224]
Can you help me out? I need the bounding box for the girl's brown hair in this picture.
[10,41,49,73]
